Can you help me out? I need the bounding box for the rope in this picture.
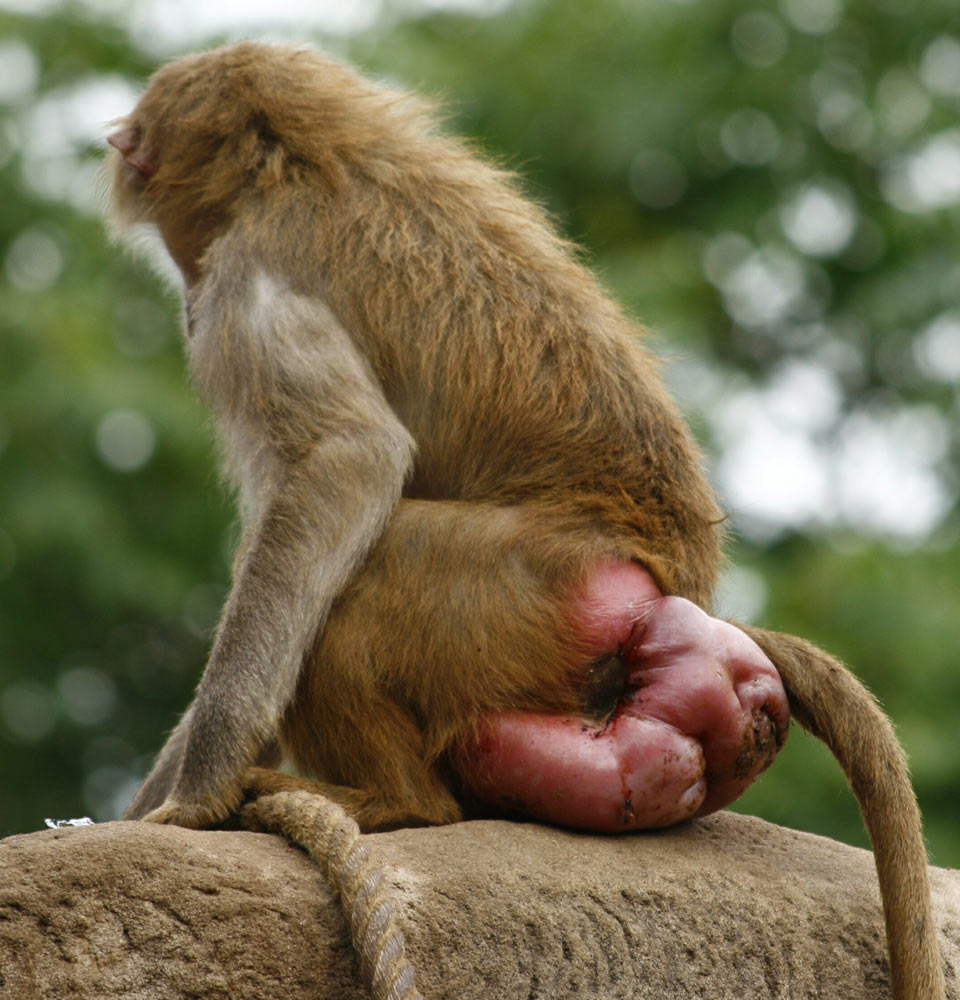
[240,790,423,1000]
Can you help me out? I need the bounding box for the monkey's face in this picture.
[104,52,220,221]
[104,53,250,279]
[106,43,377,229]
[104,43,388,278]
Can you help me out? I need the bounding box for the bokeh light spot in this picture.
[0,39,38,104]
[5,228,64,292]
[720,109,781,166]
[1,682,57,744]
[95,410,156,473]
[57,667,118,726]
[913,312,960,382]
[780,178,857,257]
[628,149,687,209]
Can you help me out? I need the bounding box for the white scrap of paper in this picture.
[44,817,95,829]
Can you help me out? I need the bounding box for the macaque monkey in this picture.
[105,43,944,999]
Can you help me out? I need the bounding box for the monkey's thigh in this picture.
[283,499,613,809]
[326,497,608,711]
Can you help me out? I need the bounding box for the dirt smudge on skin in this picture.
[733,707,779,780]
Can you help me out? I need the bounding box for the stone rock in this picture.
[1,812,957,998]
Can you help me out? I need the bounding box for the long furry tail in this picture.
[742,625,945,1000]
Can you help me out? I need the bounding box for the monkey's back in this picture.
[299,168,724,601]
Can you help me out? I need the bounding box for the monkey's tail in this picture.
[240,790,423,1000]
[742,626,945,1000]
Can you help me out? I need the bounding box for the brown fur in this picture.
[107,43,943,999]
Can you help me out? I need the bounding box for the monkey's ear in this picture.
[107,126,155,179]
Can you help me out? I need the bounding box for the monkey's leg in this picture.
[241,764,459,832]
[743,627,945,1000]
[279,664,464,831]
[282,499,786,833]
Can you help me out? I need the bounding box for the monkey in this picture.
[104,43,944,999]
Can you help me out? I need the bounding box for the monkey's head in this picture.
[106,43,378,274]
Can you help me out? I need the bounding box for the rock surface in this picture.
[1,812,957,999]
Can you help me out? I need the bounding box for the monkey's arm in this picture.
[126,274,415,826]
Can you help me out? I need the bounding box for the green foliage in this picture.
[0,0,957,863]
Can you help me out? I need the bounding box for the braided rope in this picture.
[240,791,423,1000]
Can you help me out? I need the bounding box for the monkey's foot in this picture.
[139,794,239,829]
[455,561,790,832]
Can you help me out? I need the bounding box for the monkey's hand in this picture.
[456,561,789,832]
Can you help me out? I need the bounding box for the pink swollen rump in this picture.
[454,561,789,832]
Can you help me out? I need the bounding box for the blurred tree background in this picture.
[1,0,958,864]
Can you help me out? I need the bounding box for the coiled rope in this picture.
[241,791,423,1000]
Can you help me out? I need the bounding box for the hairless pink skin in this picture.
[107,127,155,179]
[454,562,789,832]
